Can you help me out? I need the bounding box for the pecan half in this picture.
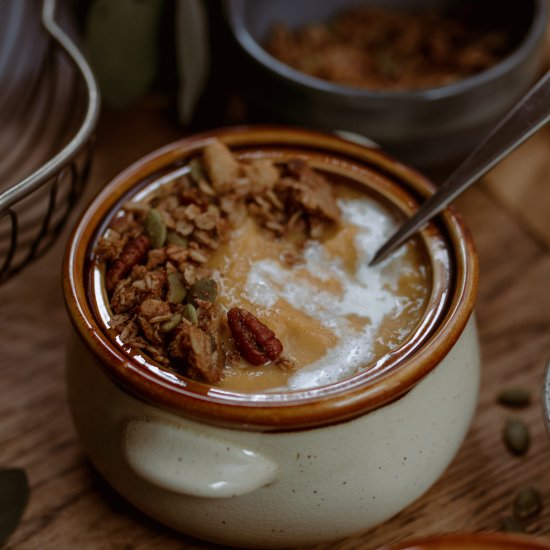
[105,234,150,293]
[227,307,283,366]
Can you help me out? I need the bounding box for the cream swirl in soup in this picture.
[210,184,429,392]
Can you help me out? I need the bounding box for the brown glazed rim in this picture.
[382,532,550,550]
[63,126,478,432]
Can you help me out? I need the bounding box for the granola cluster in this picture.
[265,6,510,90]
[95,140,341,383]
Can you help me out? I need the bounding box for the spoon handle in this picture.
[370,71,550,266]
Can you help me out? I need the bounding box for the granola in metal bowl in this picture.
[265,6,511,90]
[94,140,341,384]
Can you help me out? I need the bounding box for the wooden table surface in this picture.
[2,93,550,549]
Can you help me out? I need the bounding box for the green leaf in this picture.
[175,0,210,124]
[85,0,165,109]
[0,468,30,545]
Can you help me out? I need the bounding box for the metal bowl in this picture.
[226,0,548,170]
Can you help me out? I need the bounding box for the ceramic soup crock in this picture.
[63,126,480,548]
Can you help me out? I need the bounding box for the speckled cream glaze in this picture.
[67,318,479,548]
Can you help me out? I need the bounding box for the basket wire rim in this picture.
[0,0,100,212]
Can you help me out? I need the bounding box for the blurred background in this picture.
[2,0,548,282]
[73,0,550,168]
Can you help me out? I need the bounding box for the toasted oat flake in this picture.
[189,249,209,263]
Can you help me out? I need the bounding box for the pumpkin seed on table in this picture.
[167,272,187,304]
[501,516,525,533]
[166,229,188,248]
[187,277,217,305]
[497,388,531,408]
[144,208,167,248]
[160,313,182,333]
[514,486,542,519]
[182,303,198,325]
[503,417,530,455]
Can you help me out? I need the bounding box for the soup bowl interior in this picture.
[64,126,478,431]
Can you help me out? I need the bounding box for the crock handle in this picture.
[121,418,278,498]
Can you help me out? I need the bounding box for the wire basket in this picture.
[0,0,100,284]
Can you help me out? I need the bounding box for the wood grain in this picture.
[2,96,550,550]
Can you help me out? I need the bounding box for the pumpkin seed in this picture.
[514,487,542,519]
[167,272,186,304]
[376,48,399,79]
[187,277,217,305]
[159,313,182,333]
[503,418,530,455]
[501,516,525,533]
[189,158,204,183]
[497,388,531,408]
[166,230,188,248]
[0,468,29,544]
[144,208,167,248]
[182,303,198,325]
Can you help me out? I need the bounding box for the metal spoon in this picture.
[370,71,550,266]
